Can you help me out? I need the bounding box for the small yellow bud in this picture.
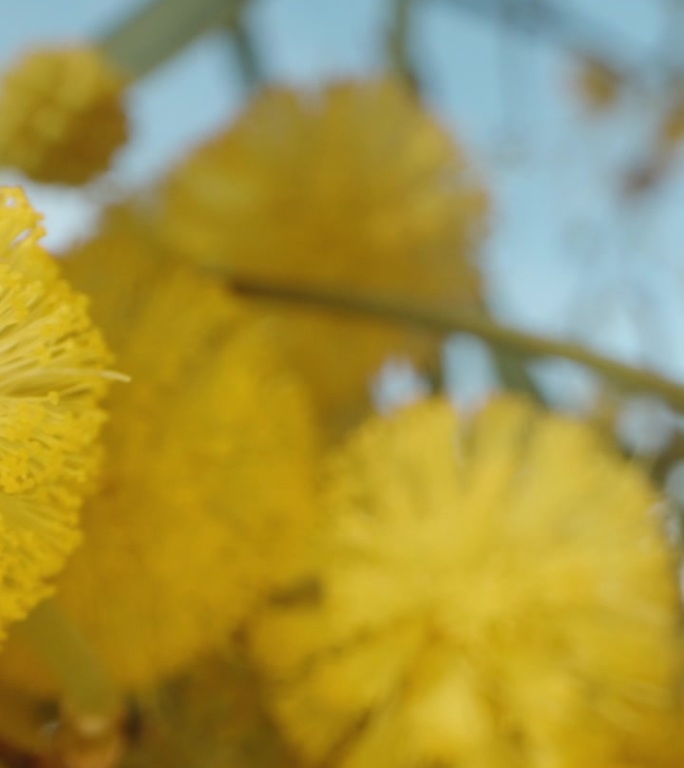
[575,57,623,111]
[0,47,128,184]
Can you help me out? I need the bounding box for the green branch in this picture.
[100,0,242,78]
[230,276,684,410]
[224,9,263,94]
[388,0,421,89]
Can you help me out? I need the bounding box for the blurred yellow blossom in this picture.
[0,46,128,184]
[659,96,684,154]
[0,210,318,691]
[0,187,110,640]
[575,57,623,111]
[250,396,684,768]
[159,79,487,437]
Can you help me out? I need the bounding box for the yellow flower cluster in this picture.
[0,47,128,184]
[250,396,684,768]
[0,35,681,768]
[160,80,487,437]
[0,187,110,639]
[0,209,318,692]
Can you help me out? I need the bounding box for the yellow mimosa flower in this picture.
[159,79,487,438]
[250,396,684,768]
[0,187,110,638]
[0,47,128,184]
[0,210,318,691]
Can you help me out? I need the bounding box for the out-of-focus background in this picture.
[3,0,684,433]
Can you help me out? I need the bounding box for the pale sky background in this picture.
[2,0,684,421]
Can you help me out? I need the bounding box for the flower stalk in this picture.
[230,276,684,411]
[227,17,263,93]
[100,0,250,79]
[388,0,421,89]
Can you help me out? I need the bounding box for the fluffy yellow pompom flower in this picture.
[0,46,128,184]
[160,79,487,437]
[250,397,684,768]
[0,187,110,638]
[0,210,318,691]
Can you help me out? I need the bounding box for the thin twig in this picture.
[387,0,421,90]
[230,276,684,411]
[225,2,263,95]
[100,0,232,78]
